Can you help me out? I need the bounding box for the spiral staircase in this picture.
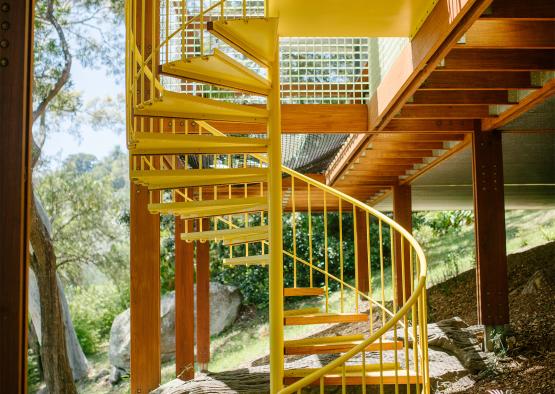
[126,1,430,392]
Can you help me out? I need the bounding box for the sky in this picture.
[42,61,126,162]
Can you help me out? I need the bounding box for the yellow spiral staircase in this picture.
[126,1,429,392]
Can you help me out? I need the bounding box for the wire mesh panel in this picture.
[159,1,369,104]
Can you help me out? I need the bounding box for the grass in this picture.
[51,209,555,393]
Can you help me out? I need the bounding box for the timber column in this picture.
[129,0,161,391]
[392,185,412,305]
[471,124,510,350]
[175,209,195,379]
[196,218,211,371]
[0,0,34,391]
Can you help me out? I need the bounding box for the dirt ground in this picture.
[427,241,555,394]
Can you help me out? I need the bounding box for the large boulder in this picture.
[109,282,241,371]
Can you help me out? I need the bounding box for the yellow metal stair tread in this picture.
[160,48,271,96]
[284,362,399,377]
[283,307,321,317]
[134,90,268,123]
[283,367,423,385]
[148,196,267,220]
[284,312,368,326]
[284,335,404,355]
[129,133,269,155]
[223,255,270,266]
[207,18,278,67]
[283,287,325,297]
[131,167,268,189]
[222,231,269,245]
[181,225,268,242]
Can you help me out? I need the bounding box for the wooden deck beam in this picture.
[421,71,534,90]
[411,90,513,105]
[209,104,367,134]
[383,119,474,132]
[327,0,493,184]
[396,104,491,119]
[482,0,555,20]
[441,48,555,71]
[461,20,555,49]
[482,79,555,131]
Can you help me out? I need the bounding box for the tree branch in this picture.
[32,0,72,125]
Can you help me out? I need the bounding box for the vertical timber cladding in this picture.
[471,125,509,326]
[196,218,211,368]
[130,0,161,391]
[393,185,412,305]
[175,191,195,380]
[0,0,34,391]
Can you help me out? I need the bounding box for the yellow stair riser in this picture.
[129,133,269,155]
[131,168,268,190]
[161,48,271,96]
[224,255,270,266]
[284,340,404,355]
[148,197,267,220]
[283,369,423,386]
[207,18,278,67]
[181,225,269,243]
[134,90,268,123]
[284,313,368,326]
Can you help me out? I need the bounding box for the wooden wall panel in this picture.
[130,185,161,393]
[0,0,34,391]
[471,128,509,326]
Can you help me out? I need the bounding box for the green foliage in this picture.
[414,210,473,236]
[210,211,392,309]
[35,149,130,285]
[68,283,129,355]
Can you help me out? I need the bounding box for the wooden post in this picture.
[355,207,369,294]
[130,184,161,393]
[0,0,34,391]
[196,218,211,370]
[471,125,509,345]
[175,212,195,380]
[392,185,412,305]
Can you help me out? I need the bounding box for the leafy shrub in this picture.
[68,283,129,355]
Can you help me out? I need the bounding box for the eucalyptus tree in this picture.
[31,0,124,391]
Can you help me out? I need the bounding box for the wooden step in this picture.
[208,18,278,67]
[160,48,271,96]
[223,255,270,266]
[129,133,268,155]
[181,225,268,243]
[148,196,267,220]
[283,307,321,317]
[284,335,404,355]
[134,90,268,123]
[284,312,368,326]
[131,167,268,190]
[283,287,325,297]
[283,366,423,386]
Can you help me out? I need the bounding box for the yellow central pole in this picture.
[268,34,284,393]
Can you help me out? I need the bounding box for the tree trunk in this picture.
[30,194,78,394]
[29,269,89,381]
